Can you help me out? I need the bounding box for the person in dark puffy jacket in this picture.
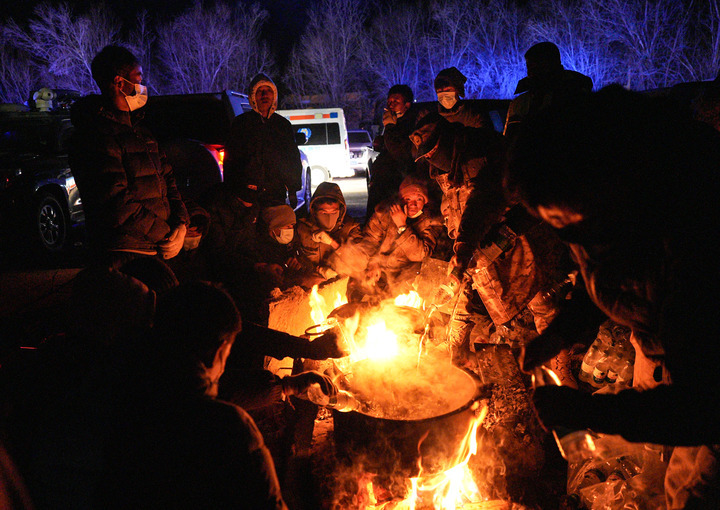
[223,74,303,209]
[69,45,189,267]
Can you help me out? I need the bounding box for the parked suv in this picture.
[0,104,84,254]
[347,129,377,176]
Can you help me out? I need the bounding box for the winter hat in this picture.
[399,175,429,203]
[434,67,467,97]
[248,73,278,117]
[262,205,296,232]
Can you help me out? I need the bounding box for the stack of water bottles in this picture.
[578,320,635,390]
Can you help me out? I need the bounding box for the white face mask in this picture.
[272,228,294,244]
[120,77,148,111]
[316,211,340,231]
[437,92,457,110]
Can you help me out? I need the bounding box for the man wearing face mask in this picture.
[69,45,189,268]
[224,74,303,210]
[366,84,419,218]
[434,67,492,129]
[296,182,362,286]
[355,176,443,300]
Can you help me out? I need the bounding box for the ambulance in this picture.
[276,108,353,187]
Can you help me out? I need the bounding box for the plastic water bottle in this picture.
[532,366,599,464]
[306,383,359,413]
[578,323,613,385]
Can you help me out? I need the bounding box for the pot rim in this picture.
[337,367,484,425]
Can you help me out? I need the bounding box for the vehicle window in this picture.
[0,123,53,154]
[293,122,342,145]
[348,131,371,144]
[327,123,340,144]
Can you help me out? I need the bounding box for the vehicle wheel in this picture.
[311,166,329,190]
[36,191,69,252]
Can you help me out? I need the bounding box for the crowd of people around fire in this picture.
[1,40,720,509]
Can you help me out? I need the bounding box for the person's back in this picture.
[223,74,302,209]
[503,42,592,141]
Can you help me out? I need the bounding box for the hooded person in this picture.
[296,182,363,283]
[433,67,492,129]
[223,73,303,209]
[355,175,443,300]
[254,205,310,292]
[504,41,593,142]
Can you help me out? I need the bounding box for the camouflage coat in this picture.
[424,123,564,324]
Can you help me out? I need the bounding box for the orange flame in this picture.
[394,290,424,309]
[364,404,489,509]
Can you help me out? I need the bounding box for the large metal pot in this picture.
[333,361,484,478]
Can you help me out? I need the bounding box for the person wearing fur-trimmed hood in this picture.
[223,73,303,210]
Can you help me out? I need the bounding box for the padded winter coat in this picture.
[69,95,189,255]
[223,110,302,207]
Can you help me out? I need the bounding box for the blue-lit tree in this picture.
[155,2,274,94]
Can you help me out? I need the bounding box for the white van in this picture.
[276,108,353,186]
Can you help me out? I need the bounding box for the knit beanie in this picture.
[399,175,429,203]
[262,205,296,231]
[434,67,467,97]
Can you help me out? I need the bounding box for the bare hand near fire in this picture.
[390,203,407,228]
[282,371,337,398]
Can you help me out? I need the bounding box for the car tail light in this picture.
[203,144,225,181]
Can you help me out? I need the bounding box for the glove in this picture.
[519,331,567,373]
[158,224,187,260]
[382,109,398,126]
[307,330,349,360]
[281,371,337,397]
[312,230,334,245]
[288,193,298,209]
[532,385,594,432]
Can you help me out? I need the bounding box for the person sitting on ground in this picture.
[352,176,443,301]
[101,281,297,509]
[255,205,311,295]
[296,182,362,286]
